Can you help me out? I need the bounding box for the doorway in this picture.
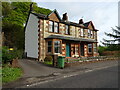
[80,44,84,56]
[66,43,70,57]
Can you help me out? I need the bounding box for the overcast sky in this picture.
[34,1,118,45]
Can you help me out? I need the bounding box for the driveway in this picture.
[18,59,63,78]
[3,59,118,88]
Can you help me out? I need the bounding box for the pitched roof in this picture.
[47,9,61,21]
[31,12,48,19]
[30,10,98,31]
[83,21,99,31]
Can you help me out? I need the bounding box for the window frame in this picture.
[49,21,54,32]
[81,28,84,37]
[65,25,70,35]
[93,43,97,52]
[54,41,61,54]
[54,22,59,33]
[88,44,92,53]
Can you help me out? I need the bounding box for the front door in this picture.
[80,44,84,56]
[66,43,70,57]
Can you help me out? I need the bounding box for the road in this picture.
[31,65,118,88]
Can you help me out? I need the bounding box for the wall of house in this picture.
[25,13,39,58]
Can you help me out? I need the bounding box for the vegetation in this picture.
[2,66,22,83]
[44,56,53,65]
[2,46,23,64]
[2,2,52,50]
[102,26,120,51]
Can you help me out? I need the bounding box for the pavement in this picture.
[2,59,118,88]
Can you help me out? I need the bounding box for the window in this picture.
[54,22,59,33]
[48,41,52,52]
[49,21,53,32]
[65,25,70,34]
[88,44,92,53]
[54,41,61,53]
[91,31,93,38]
[88,29,91,38]
[93,43,97,52]
[81,28,84,37]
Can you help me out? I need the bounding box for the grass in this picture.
[2,66,22,84]
[44,61,53,65]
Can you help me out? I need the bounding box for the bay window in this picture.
[93,43,97,52]
[88,44,92,53]
[54,41,61,53]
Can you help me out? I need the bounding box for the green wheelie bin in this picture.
[57,56,65,69]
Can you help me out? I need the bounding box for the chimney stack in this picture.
[62,13,68,21]
[79,19,84,24]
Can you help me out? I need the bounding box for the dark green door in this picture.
[66,44,70,57]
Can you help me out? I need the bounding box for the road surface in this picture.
[31,65,118,88]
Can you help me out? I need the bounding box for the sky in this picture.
[34,0,118,45]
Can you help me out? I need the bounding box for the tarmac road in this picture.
[31,65,118,88]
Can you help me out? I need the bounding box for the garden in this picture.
[2,46,23,84]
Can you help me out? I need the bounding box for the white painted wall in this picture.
[25,13,39,58]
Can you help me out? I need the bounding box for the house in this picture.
[25,9,99,61]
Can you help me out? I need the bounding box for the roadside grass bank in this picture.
[2,65,22,84]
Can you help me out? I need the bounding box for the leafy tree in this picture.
[2,2,52,50]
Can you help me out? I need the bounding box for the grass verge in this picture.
[44,61,53,65]
[2,66,22,84]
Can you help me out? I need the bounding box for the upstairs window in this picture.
[54,41,61,53]
[54,22,59,33]
[49,21,54,32]
[48,41,52,52]
[91,31,93,38]
[65,25,70,35]
[88,29,91,38]
[88,44,92,53]
[81,28,84,37]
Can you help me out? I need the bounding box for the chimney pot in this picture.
[79,19,84,24]
[62,13,68,21]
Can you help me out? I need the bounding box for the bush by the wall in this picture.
[2,46,23,64]
[44,56,53,62]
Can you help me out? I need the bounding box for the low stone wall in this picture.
[64,56,119,67]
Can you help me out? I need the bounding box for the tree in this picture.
[102,26,120,51]
[2,2,52,50]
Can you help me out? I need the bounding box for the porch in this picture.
[45,34,98,58]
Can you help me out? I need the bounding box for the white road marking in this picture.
[22,64,117,88]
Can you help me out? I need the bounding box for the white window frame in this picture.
[54,22,59,33]
[81,28,84,37]
[88,44,92,53]
[65,25,69,34]
[54,41,61,54]
[49,21,53,32]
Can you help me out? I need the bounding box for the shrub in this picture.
[2,46,23,64]
[44,56,53,62]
